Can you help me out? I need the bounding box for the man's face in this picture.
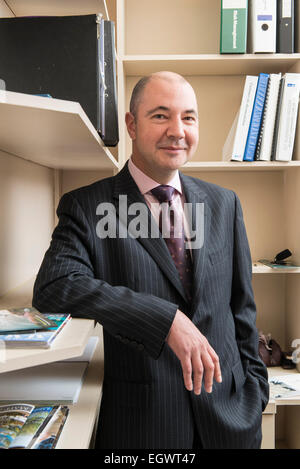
[126,77,199,181]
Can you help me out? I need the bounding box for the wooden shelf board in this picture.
[123,54,300,76]
[253,262,300,274]
[182,161,300,172]
[0,90,118,170]
[0,318,96,374]
[4,0,109,18]
[56,324,104,449]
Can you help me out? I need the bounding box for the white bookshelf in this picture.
[1,0,300,450]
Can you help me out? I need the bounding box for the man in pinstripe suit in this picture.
[33,71,269,449]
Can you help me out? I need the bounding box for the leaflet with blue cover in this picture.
[243,73,269,161]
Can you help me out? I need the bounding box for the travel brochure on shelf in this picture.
[0,307,57,333]
[0,308,71,348]
[0,403,69,449]
[269,374,300,400]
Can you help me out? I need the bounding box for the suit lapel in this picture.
[113,163,188,302]
[180,173,211,310]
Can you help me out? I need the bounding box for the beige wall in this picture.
[0,151,54,296]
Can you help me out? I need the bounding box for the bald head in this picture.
[130,71,194,118]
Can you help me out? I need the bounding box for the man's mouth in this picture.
[159,146,186,151]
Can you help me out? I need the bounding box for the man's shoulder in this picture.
[181,172,236,202]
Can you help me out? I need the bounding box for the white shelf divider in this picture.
[253,262,300,274]
[0,90,118,170]
[123,53,300,76]
[182,161,300,172]
[3,0,109,18]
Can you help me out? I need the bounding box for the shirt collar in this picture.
[128,157,182,196]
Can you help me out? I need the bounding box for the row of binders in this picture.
[220,0,296,54]
[223,72,300,162]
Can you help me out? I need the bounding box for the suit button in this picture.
[137,344,144,351]
[115,334,122,340]
[122,338,130,344]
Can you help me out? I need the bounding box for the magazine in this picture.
[0,403,68,449]
[269,374,300,399]
[31,406,69,449]
[0,307,57,333]
[0,313,71,348]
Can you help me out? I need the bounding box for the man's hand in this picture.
[166,309,222,395]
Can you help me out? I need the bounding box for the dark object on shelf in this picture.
[281,351,296,370]
[258,249,300,270]
[273,249,292,265]
[0,14,119,147]
[259,332,282,367]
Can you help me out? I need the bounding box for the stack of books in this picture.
[223,72,300,162]
[0,307,70,348]
[220,0,295,54]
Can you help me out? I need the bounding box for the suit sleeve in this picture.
[230,193,269,411]
[32,192,178,360]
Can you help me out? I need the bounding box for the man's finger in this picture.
[191,352,203,395]
[181,356,193,392]
[208,348,222,383]
[201,352,215,394]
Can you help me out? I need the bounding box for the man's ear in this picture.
[125,112,136,140]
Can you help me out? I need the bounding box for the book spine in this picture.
[277,0,294,53]
[255,73,282,161]
[254,77,270,160]
[248,0,277,53]
[232,75,258,160]
[273,74,300,161]
[271,77,285,160]
[243,73,269,161]
[220,0,248,53]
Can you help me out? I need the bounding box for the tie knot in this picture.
[151,185,175,204]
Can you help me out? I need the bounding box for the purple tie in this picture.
[151,185,193,302]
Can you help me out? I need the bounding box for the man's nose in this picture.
[166,117,185,139]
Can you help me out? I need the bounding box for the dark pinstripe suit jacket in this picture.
[33,162,269,449]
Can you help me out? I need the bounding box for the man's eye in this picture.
[153,114,167,119]
[183,116,196,122]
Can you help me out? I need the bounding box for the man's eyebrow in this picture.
[145,106,198,116]
[185,109,198,116]
[145,106,170,116]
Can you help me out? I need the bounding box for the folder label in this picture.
[282,0,292,17]
[223,0,247,8]
[257,15,273,21]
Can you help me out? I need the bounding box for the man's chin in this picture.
[161,154,189,170]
